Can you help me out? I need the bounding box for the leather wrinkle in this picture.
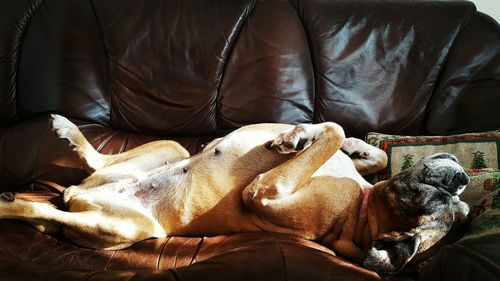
[95,130,119,153]
[68,246,80,267]
[11,0,45,122]
[89,0,113,127]
[32,121,50,186]
[104,250,117,271]
[168,268,182,281]
[156,237,172,270]
[214,0,256,130]
[82,270,101,281]
[189,237,204,265]
[288,0,318,122]
[108,57,176,107]
[119,133,129,153]
[36,238,58,265]
[107,58,149,133]
[108,57,208,134]
[423,4,477,128]
[448,243,500,275]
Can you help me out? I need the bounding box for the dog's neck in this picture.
[360,187,372,214]
[354,182,398,253]
[353,187,376,253]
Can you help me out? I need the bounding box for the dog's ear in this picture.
[363,231,421,274]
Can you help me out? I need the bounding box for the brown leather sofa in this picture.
[1,0,499,280]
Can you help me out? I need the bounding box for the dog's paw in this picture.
[242,174,281,208]
[271,124,318,154]
[0,192,15,202]
[51,114,79,145]
[341,138,370,158]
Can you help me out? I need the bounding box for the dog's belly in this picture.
[149,124,299,234]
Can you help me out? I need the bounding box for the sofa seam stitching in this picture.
[11,0,46,122]
[271,234,289,281]
[214,0,256,131]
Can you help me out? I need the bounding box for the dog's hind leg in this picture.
[51,114,108,172]
[242,123,366,258]
[51,114,189,173]
[242,122,345,210]
[341,138,387,175]
[0,191,165,250]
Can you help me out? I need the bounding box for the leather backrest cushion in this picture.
[16,0,110,125]
[1,0,499,138]
[93,0,254,136]
[427,12,500,135]
[293,0,475,137]
[218,0,315,129]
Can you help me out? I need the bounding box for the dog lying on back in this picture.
[0,116,469,274]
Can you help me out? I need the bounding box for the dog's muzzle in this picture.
[453,172,469,186]
[451,172,469,195]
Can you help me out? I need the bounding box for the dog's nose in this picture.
[453,172,470,186]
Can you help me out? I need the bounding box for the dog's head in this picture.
[364,153,470,274]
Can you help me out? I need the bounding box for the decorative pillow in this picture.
[365,130,500,181]
[365,130,500,240]
[464,186,500,239]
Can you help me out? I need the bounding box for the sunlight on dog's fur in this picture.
[0,115,469,274]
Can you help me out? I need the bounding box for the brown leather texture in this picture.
[419,233,500,281]
[0,0,499,280]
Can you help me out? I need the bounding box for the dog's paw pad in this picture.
[1,192,16,202]
[271,125,315,154]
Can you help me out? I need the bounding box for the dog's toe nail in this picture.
[1,192,15,202]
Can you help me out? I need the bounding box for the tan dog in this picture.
[0,115,468,274]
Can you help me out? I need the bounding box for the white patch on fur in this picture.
[365,247,395,272]
[314,151,372,188]
[373,249,390,262]
[456,185,466,195]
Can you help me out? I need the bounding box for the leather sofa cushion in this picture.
[420,233,500,281]
[0,183,385,281]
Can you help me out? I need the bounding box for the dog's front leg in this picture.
[243,122,345,208]
[341,138,388,175]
